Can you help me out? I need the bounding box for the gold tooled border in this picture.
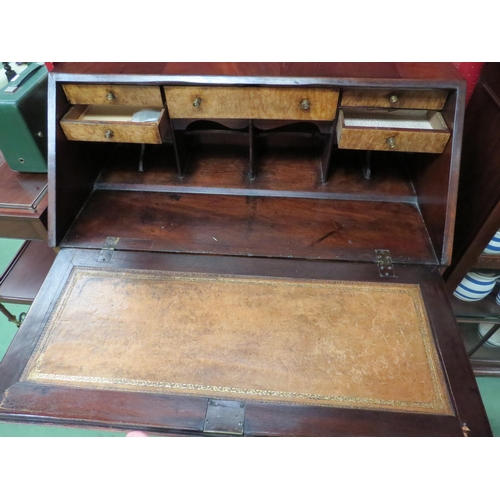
[22,266,454,416]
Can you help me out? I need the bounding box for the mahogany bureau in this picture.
[0,63,491,436]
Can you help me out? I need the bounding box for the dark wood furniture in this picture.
[0,240,56,327]
[0,151,48,241]
[0,63,491,436]
[0,240,56,305]
[444,63,500,375]
[0,152,56,326]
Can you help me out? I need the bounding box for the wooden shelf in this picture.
[451,291,500,323]
[62,189,437,265]
[474,253,500,270]
[95,143,418,203]
[0,240,56,304]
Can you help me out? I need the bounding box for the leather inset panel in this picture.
[22,267,453,415]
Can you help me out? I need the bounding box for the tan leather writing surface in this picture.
[23,267,453,415]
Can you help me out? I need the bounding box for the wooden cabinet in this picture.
[0,63,491,436]
[0,151,48,241]
[0,152,56,325]
[444,63,500,376]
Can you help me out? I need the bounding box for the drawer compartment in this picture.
[337,109,451,153]
[62,84,163,107]
[341,89,448,110]
[60,105,168,144]
[164,86,339,121]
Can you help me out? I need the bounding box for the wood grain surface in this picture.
[95,143,418,201]
[52,63,463,83]
[341,89,449,109]
[0,154,48,208]
[61,190,438,264]
[62,84,163,107]
[337,110,451,153]
[164,86,339,120]
[60,106,168,144]
[0,155,49,240]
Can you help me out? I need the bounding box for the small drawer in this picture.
[164,86,339,121]
[341,89,449,110]
[60,105,169,144]
[336,109,451,153]
[62,84,163,107]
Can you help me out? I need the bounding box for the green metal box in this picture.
[0,63,48,173]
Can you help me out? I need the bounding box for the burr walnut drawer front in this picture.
[341,89,449,110]
[164,86,340,121]
[60,105,169,144]
[336,109,451,153]
[62,84,164,107]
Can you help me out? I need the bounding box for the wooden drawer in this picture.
[341,89,449,110]
[164,86,339,121]
[336,109,451,153]
[62,84,163,107]
[60,105,168,144]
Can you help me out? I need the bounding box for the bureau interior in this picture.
[50,81,460,266]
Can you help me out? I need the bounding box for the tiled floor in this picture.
[0,238,499,436]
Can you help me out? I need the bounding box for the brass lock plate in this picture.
[204,399,245,435]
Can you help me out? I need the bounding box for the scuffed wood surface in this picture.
[61,190,438,264]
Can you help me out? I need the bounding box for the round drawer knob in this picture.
[301,99,310,110]
[389,94,398,104]
[193,97,202,108]
[106,92,116,101]
[386,136,396,148]
[104,129,114,139]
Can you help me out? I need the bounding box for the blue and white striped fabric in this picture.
[453,272,498,301]
[484,230,500,254]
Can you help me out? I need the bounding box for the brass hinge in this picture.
[375,249,395,278]
[203,399,245,435]
[97,237,120,263]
